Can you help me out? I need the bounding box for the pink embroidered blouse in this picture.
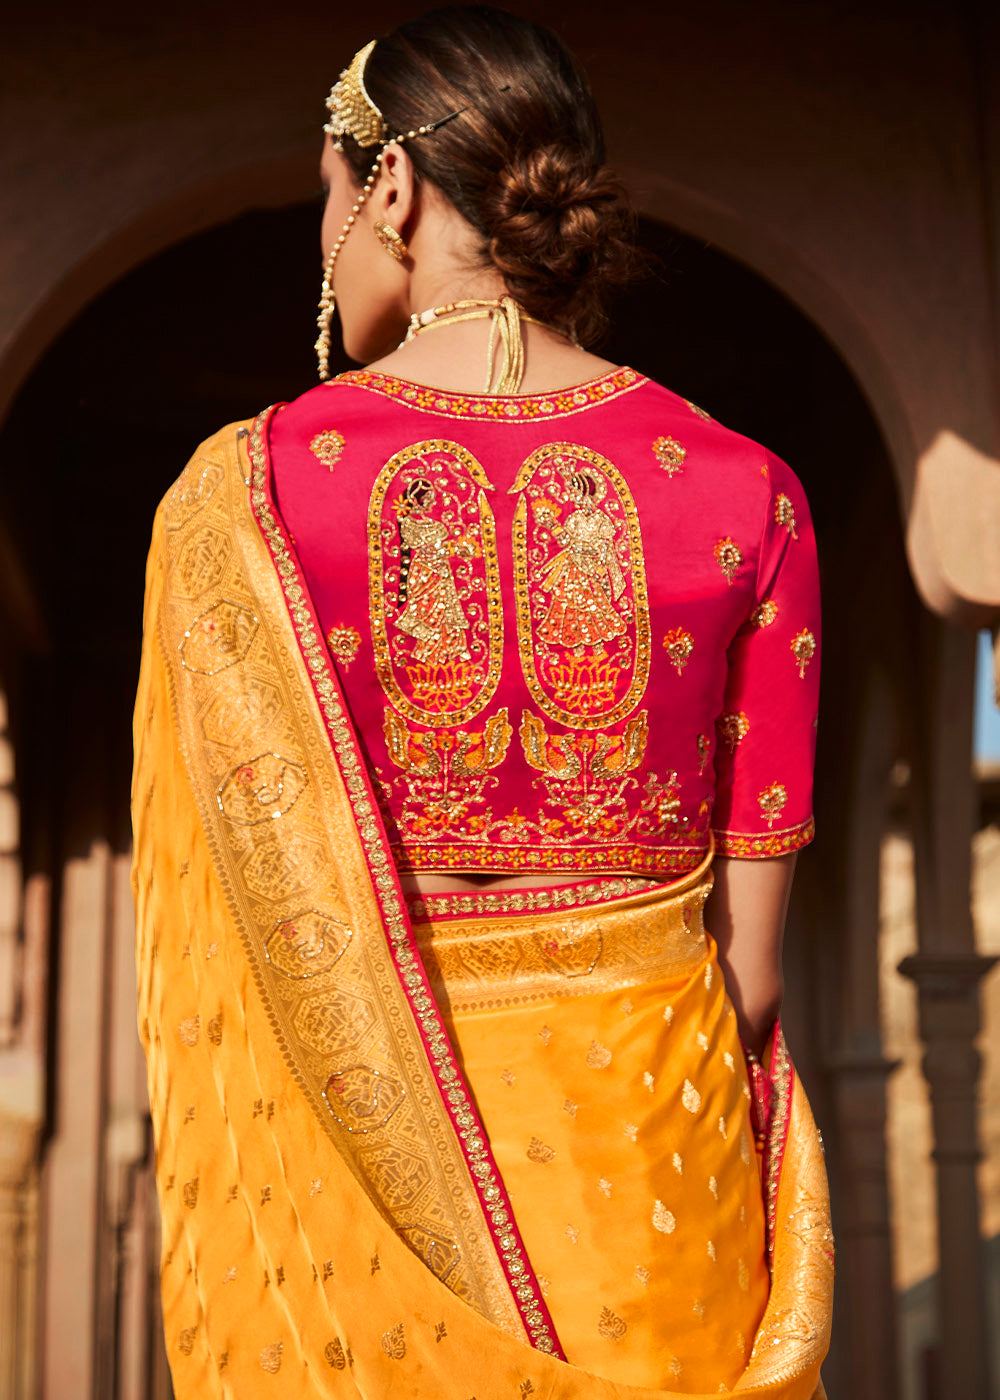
[269,366,820,878]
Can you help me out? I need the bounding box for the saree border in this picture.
[763,1020,795,1267]
[246,407,566,1360]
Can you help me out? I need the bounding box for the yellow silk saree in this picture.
[131,414,833,1398]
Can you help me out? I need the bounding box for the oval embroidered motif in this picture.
[368,441,502,725]
[264,909,353,978]
[511,443,650,728]
[180,599,259,674]
[215,753,307,824]
[325,1065,405,1133]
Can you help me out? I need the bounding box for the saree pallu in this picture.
[131,414,834,1399]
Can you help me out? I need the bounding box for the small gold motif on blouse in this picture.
[381,1323,406,1360]
[527,1137,556,1164]
[682,1079,701,1113]
[327,624,362,667]
[310,429,345,468]
[586,1039,612,1068]
[790,627,817,678]
[652,435,687,476]
[774,493,798,538]
[653,1200,676,1234]
[752,599,778,628]
[717,711,750,752]
[598,1306,628,1340]
[663,627,694,675]
[714,537,742,584]
[697,732,710,774]
[758,782,788,827]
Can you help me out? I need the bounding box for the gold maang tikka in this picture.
[315,39,464,380]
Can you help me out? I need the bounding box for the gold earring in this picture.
[373,219,408,261]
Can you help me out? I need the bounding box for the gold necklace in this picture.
[402,294,571,395]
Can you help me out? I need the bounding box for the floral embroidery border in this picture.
[712,817,815,858]
[247,408,565,1360]
[328,367,645,421]
[391,839,708,877]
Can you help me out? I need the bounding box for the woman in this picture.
[131,8,833,1397]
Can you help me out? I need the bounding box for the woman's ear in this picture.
[371,141,416,235]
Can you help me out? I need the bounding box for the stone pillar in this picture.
[899,617,995,1397]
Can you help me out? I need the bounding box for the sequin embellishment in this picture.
[663,627,694,675]
[310,429,345,469]
[790,628,817,678]
[758,782,789,827]
[714,537,743,585]
[653,435,687,476]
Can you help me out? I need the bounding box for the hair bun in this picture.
[484,147,636,342]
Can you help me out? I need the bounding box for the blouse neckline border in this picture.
[325,365,646,421]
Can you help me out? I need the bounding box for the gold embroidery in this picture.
[335,366,643,420]
[624,1122,638,1142]
[652,1201,676,1234]
[790,627,816,678]
[177,1015,199,1046]
[511,443,651,728]
[381,1323,406,1359]
[538,1024,553,1045]
[738,1259,749,1291]
[526,1138,556,1164]
[500,1069,516,1086]
[712,817,815,857]
[310,1178,323,1196]
[564,1225,579,1245]
[222,1266,236,1282]
[717,711,749,752]
[182,1178,199,1209]
[265,910,352,979]
[324,1065,405,1133]
[177,1326,197,1357]
[758,782,788,827]
[260,1185,272,1205]
[723,1051,735,1071]
[663,1005,674,1024]
[325,1339,347,1369]
[774,493,798,538]
[259,1342,283,1373]
[326,624,361,667]
[668,1357,682,1378]
[662,627,693,675]
[635,1265,649,1285]
[183,1105,196,1123]
[709,1175,719,1199]
[718,1117,728,1138]
[180,600,259,675]
[672,1153,683,1174]
[696,732,710,774]
[597,1306,627,1339]
[310,429,345,468]
[704,963,713,990]
[408,873,655,920]
[685,399,712,420]
[369,442,502,725]
[707,1240,717,1261]
[226,1185,238,1202]
[696,1032,709,1050]
[521,1381,536,1399]
[216,753,307,824]
[382,706,512,848]
[643,1071,654,1092]
[682,1079,701,1113]
[598,1177,612,1197]
[693,1299,705,1319]
[435,1321,448,1342]
[714,537,743,585]
[564,1099,578,1117]
[586,1039,612,1069]
[751,599,778,628]
[165,458,223,530]
[207,1012,223,1045]
[652,435,687,476]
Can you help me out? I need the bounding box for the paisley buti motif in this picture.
[180,600,259,675]
[717,711,750,753]
[790,628,817,678]
[598,1306,628,1339]
[758,782,788,827]
[511,443,651,728]
[714,536,743,585]
[774,492,798,538]
[663,627,694,675]
[652,435,687,476]
[368,441,502,725]
[310,429,346,469]
[752,599,778,628]
[326,624,361,667]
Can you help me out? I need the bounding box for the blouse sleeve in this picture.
[710,450,821,857]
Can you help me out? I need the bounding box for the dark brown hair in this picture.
[338,6,638,345]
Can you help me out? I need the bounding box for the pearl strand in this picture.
[314,125,433,381]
